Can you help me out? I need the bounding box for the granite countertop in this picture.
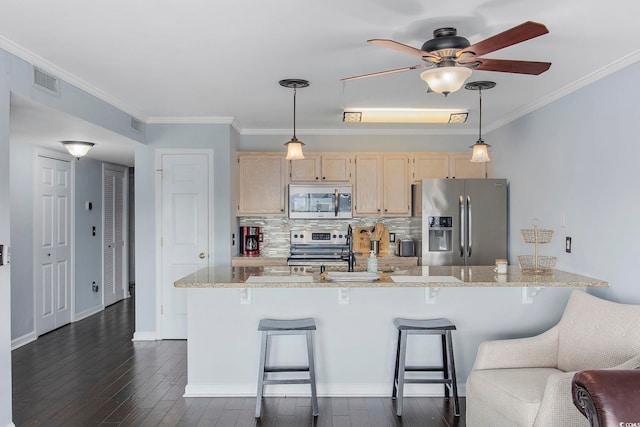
[174,265,608,289]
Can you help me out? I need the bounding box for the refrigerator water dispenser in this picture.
[428,216,452,252]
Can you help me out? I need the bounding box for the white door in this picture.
[35,155,72,335]
[160,153,211,339]
[103,166,126,307]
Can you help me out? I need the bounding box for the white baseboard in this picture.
[184,382,466,398]
[75,304,105,322]
[132,331,157,341]
[11,332,37,350]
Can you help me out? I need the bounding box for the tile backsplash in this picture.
[238,217,421,257]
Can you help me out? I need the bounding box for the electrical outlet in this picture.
[566,237,572,253]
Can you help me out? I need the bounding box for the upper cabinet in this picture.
[354,154,411,217]
[448,152,490,179]
[289,153,352,182]
[237,153,286,216]
[412,152,491,181]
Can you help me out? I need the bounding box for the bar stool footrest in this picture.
[263,378,312,385]
[264,365,310,372]
[404,365,446,372]
[403,378,454,385]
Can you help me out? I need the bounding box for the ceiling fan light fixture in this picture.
[61,140,94,159]
[280,79,309,160]
[420,66,472,96]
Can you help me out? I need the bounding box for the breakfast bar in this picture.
[175,266,606,398]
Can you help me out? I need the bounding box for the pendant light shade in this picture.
[420,66,472,97]
[465,81,496,163]
[61,140,95,159]
[280,79,310,160]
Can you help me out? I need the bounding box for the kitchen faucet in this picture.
[345,224,356,272]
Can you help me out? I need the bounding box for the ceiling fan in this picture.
[343,21,551,96]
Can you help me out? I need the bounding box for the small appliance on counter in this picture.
[239,226,260,256]
[395,239,415,257]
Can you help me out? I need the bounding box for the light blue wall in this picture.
[74,158,105,314]
[0,48,13,427]
[9,141,34,340]
[490,60,640,304]
[134,123,235,338]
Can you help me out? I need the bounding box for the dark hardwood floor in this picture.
[12,296,465,426]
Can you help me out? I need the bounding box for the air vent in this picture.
[33,67,59,95]
[130,117,143,133]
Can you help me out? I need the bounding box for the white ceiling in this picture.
[3,0,640,163]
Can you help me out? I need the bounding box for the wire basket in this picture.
[517,255,557,273]
[521,228,553,244]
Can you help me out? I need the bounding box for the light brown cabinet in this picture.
[237,153,286,216]
[354,154,411,217]
[412,152,490,181]
[289,153,352,182]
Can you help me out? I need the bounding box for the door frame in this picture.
[33,148,76,334]
[155,149,214,339]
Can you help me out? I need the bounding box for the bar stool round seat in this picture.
[255,318,318,418]
[392,317,460,417]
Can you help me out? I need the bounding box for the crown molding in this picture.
[0,35,148,122]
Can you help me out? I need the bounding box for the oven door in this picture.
[288,185,352,219]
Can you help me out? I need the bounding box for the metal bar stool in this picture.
[255,318,318,418]
[392,317,460,417]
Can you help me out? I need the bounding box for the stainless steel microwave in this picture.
[288,184,353,219]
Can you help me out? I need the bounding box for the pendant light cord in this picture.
[478,88,483,141]
[292,87,297,140]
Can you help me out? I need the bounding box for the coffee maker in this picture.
[239,226,260,256]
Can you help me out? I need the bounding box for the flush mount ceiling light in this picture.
[61,140,95,159]
[420,65,473,97]
[342,108,468,124]
[280,79,309,160]
[465,81,496,163]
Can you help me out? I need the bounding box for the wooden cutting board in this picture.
[353,226,390,256]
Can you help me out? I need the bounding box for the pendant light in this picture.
[465,81,496,163]
[280,79,310,160]
[61,140,95,159]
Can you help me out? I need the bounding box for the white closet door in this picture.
[103,166,126,307]
[35,155,72,335]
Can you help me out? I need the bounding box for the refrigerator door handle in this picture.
[467,195,472,257]
[459,195,465,257]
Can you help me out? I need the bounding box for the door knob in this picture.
[199,252,206,259]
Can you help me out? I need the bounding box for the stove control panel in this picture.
[290,230,348,245]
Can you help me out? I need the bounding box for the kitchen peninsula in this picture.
[176,266,606,398]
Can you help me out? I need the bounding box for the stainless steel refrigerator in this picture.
[413,179,507,266]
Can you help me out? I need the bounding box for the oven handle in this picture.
[334,188,339,217]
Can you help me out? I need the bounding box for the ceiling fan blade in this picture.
[341,64,427,81]
[472,58,551,75]
[458,21,549,58]
[368,39,439,60]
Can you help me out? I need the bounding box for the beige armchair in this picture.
[466,290,640,427]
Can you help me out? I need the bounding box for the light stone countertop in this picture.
[174,265,608,289]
